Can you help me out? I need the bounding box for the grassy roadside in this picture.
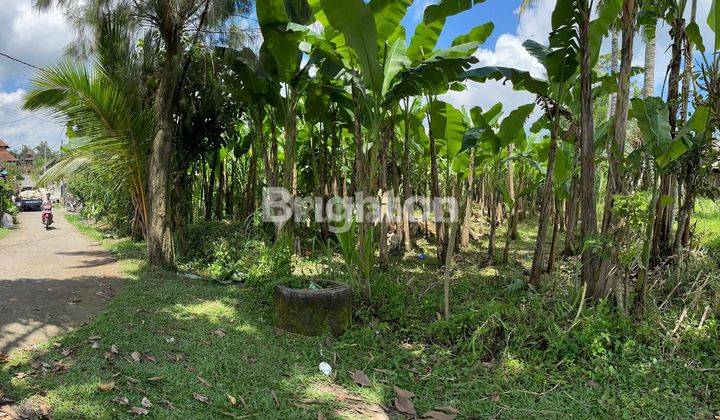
[0,228,9,241]
[1,215,719,418]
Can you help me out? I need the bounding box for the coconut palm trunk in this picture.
[579,0,599,289]
[596,0,637,299]
[641,29,657,189]
[147,49,180,266]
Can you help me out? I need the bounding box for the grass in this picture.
[0,228,9,241]
[1,214,720,418]
[695,198,720,251]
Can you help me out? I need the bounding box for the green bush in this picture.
[179,220,291,280]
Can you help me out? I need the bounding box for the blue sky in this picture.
[402,0,525,48]
[0,0,715,150]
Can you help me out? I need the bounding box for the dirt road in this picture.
[0,209,123,355]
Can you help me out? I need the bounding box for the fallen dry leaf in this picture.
[394,396,416,415]
[144,354,156,363]
[317,411,326,420]
[1,405,19,418]
[110,345,119,354]
[422,410,456,420]
[141,397,152,408]
[161,399,175,410]
[91,341,101,349]
[227,394,237,406]
[213,329,227,337]
[112,396,129,405]
[197,376,212,387]
[489,392,500,403]
[146,376,163,382]
[435,406,460,415]
[221,412,238,418]
[131,352,141,363]
[350,370,371,387]
[98,381,115,392]
[129,406,149,416]
[393,386,415,399]
[193,393,209,404]
[271,390,279,407]
[587,379,600,389]
[0,354,10,363]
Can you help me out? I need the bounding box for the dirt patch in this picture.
[0,210,123,355]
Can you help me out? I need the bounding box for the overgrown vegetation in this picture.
[3,0,720,417]
[2,214,720,418]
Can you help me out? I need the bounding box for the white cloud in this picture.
[441,34,543,114]
[515,0,554,43]
[0,1,73,149]
[444,0,715,122]
[0,89,66,152]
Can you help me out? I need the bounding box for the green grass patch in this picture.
[694,198,720,251]
[2,217,719,418]
[0,227,9,241]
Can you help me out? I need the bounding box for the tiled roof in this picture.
[0,139,8,148]
[0,150,18,162]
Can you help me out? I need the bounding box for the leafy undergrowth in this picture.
[1,217,720,418]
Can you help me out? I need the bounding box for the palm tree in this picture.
[24,61,154,238]
[36,0,252,266]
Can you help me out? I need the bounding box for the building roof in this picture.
[0,139,8,149]
[0,150,18,163]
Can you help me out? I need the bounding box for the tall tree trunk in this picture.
[642,28,657,189]
[443,176,462,321]
[146,0,211,266]
[529,134,558,286]
[461,150,475,249]
[564,140,580,255]
[507,145,518,239]
[146,50,180,266]
[653,14,685,259]
[579,0,599,289]
[379,122,389,265]
[351,87,371,299]
[681,0,698,123]
[597,0,636,299]
[674,0,698,252]
[426,102,445,263]
[546,196,561,273]
[331,115,340,197]
[401,102,413,252]
[636,172,660,312]
[487,181,497,259]
[608,29,619,120]
[280,89,298,239]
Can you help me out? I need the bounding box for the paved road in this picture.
[0,209,123,355]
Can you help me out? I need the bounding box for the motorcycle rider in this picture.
[41,192,53,226]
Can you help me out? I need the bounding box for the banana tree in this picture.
[631,96,694,310]
[302,0,492,295]
[257,0,314,241]
[461,103,536,261]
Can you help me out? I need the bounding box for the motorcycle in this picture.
[41,204,53,230]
